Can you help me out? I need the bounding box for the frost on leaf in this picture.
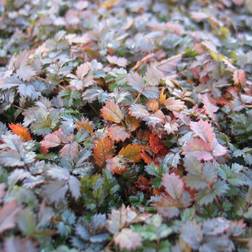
[162,173,184,200]
[183,120,227,160]
[114,228,142,251]
[108,125,130,142]
[0,134,36,167]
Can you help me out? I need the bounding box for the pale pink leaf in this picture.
[107,55,128,67]
[60,142,79,159]
[40,131,61,149]
[211,138,228,158]
[114,228,142,250]
[162,173,184,200]
[165,97,185,112]
[190,119,214,143]
[233,69,246,86]
[108,125,130,142]
[76,62,91,80]
[199,94,218,120]
[183,138,213,161]
[0,200,21,234]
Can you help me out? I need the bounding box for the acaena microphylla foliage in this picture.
[0,0,252,251]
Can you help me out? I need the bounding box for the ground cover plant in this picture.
[1,0,252,251]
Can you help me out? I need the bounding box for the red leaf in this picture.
[140,150,153,164]
[149,133,167,155]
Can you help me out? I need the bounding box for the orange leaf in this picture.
[146,99,159,112]
[119,144,142,163]
[93,136,114,167]
[159,87,167,105]
[108,125,130,142]
[149,133,167,155]
[140,150,153,164]
[125,116,140,132]
[9,124,32,141]
[75,118,94,134]
[101,101,124,123]
[101,0,119,9]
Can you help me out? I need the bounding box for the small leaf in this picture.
[107,55,128,67]
[68,176,81,200]
[233,69,246,86]
[40,130,62,150]
[101,0,119,9]
[43,181,68,204]
[164,97,185,112]
[17,208,36,236]
[127,72,159,99]
[183,138,213,161]
[129,104,149,119]
[60,142,79,159]
[0,200,21,234]
[101,101,124,123]
[181,221,203,250]
[93,136,114,167]
[107,205,138,234]
[16,65,36,82]
[106,156,127,175]
[119,144,142,162]
[162,173,184,200]
[190,119,214,143]
[108,125,130,142]
[125,116,140,132]
[9,124,32,141]
[114,228,142,251]
[76,62,91,80]
[199,93,218,121]
[149,133,167,155]
[183,120,227,160]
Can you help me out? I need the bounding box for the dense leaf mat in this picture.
[1,0,252,251]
